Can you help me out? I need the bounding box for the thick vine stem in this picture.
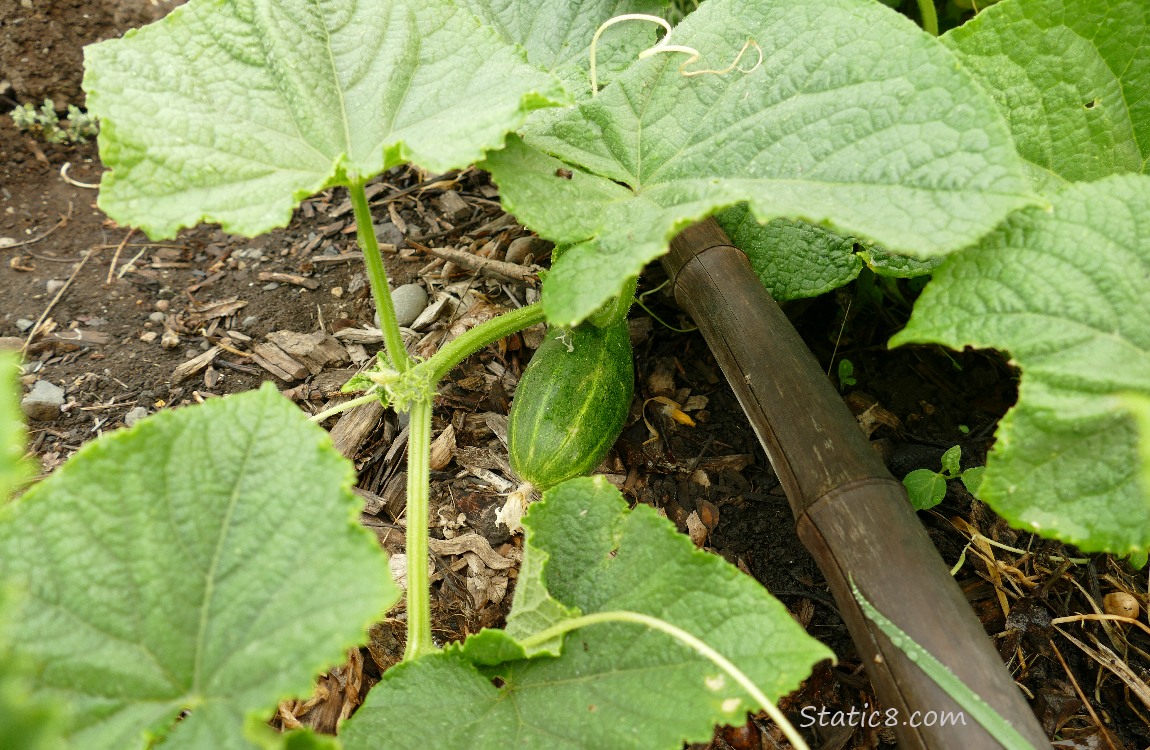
[589,277,637,329]
[350,179,412,372]
[422,301,545,384]
[403,395,436,660]
[518,610,809,750]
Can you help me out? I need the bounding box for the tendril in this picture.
[589,14,763,95]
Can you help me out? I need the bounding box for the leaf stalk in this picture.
[350,180,413,372]
[916,0,939,35]
[519,610,810,750]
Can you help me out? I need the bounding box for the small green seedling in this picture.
[9,99,99,144]
[902,445,985,511]
[837,358,857,391]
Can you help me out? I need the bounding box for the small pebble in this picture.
[148,311,167,323]
[240,315,259,330]
[140,331,158,343]
[330,286,344,298]
[124,406,149,428]
[388,283,429,328]
[46,279,66,294]
[263,282,280,291]
[154,299,170,312]
[21,380,65,422]
[15,318,34,332]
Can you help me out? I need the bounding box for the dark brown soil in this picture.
[2,7,1148,750]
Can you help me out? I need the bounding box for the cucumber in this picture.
[508,320,634,491]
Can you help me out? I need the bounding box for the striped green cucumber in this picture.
[508,319,634,491]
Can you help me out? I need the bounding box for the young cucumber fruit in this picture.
[508,320,634,491]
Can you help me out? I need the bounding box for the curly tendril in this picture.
[589,13,763,95]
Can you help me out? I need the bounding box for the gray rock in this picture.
[240,315,259,330]
[148,311,167,323]
[124,406,149,428]
[21,380,65,422]
[373,222,405,248]
[388,284,429,328]
[15,319,34,333]
[46,279,66,295]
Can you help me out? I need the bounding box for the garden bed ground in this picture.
[2,3,1148,748]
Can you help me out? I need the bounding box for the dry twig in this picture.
[21,244,98,354]
[0,203,72,250]
[106,228,137,284]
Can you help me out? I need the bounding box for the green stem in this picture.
[403,395,436,660]
[588,277,637,329]
[423,302,545,384]
[308,392,382,423]
[350,179,412,372]
[916,0,939,35]
[519,610,810,750]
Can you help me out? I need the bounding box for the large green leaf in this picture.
[457,0,666,95]
[484,0,1037,324]
[342,476,831,749]
[0,589,66,750]
[0,385,397,749]
[83,0,567,240]
[892,174,1150,554]
[0,357,61,750]
[943,0,1150,192]
[1,353,29,501]
[716,205,862,301]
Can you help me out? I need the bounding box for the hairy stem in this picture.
[403,396,436,660]
[589,277,637,329]
[308,392,381,423]
[519,610,809,750]
[350,180,412,372]
[424,302,545,384]
[916,0,939,36]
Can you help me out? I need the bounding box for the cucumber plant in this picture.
[902,445,986,511]
[1,0,1148,746]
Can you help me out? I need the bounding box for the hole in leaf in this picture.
[1085,99,1099,109]
[491,676,506,688]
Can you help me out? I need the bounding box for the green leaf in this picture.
[0,385,397,749]
[83,0,567,240]
[484,0,1037,325]
[961,466,986,496]
[456,0,667,95]
[862,244,941,278]
[942,0,1150,190]
[892,174,1150,554]
[0,588,66,750]
[940,445,962,477]
[343,476,831,749]
[1,352,30,501]
[716,205,862,301]
[1123,393,1150,509]
[903,469,948,511]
